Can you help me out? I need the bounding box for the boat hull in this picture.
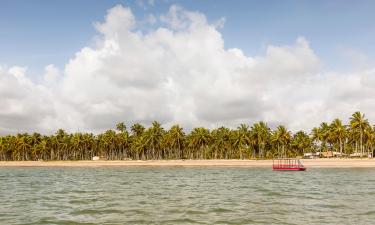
[273,167,306,171]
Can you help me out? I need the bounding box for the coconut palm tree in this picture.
[1,111,374,161]
[250,122,270,159]
[130,123,145,158]
[329,118,347,154]
[116,122,127,133]
[363,125,374,157]
[320,122,331,151]
[144,121,165,159]
[232,124,251,159]
[211,127,232,159]
[272,125,291,158]
[187,127,211,159]
[166,125,185,159]
[291,131,311,156]
[350,112,369,156]
[102,130,117,159]
[131,123,145,137]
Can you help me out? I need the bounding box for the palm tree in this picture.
[310,127,321,153]
[102,130,117,159]
[320,122,331,151]
[130,123,145,159]
[329,119,347,154]
[143,121,165,159]
[212,127,232,159]
[272,125,291,158]
[291,131,311,156]
[250,122,270,159]
[187,128,211,159]
[232,124,251,159]
[166,125,185,159]
[116,130,130,159]
[363,125,374,157]
[0,137,6,160]
[14,134,26,160]
[116,122,127,133]
[131,123,145,137]
[350,112,369,156]
[1,111,374,161]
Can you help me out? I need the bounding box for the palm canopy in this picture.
[329,119,347,154]
[250,121,270,158]
[271,125,291,157]
[0,111,374,161]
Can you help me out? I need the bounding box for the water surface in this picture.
[0,167,374,224]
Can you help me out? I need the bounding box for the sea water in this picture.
[0,167,374,224]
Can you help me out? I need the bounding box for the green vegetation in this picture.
[0,112,374,161]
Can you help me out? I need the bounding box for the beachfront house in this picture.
[92,156,108,160]
[303,152,320,159]
[319,151,347,158]
[304,151,347,158]
[349,152,373,158]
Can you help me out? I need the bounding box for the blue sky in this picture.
[1,0,375,134]
[1,0,375,77]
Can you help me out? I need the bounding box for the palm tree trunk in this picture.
[360,129,363,156]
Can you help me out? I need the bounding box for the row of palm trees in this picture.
[0,112,373,161]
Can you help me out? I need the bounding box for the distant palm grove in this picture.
[0,112,373,161]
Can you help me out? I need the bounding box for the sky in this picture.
[1,0,375,134]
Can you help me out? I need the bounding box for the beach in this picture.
[1,159,375,168]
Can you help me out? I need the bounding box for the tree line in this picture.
[0,112,373,161]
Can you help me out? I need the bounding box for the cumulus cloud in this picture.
[0,67,56,133]
[0,4,374,134]
[136,0,155,9]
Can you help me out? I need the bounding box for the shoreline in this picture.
[1,159,375,168]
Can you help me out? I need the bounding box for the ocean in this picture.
[1,167,374,224]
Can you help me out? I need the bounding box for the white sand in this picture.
[1,159,375,168]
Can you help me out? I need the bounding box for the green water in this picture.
[0,167,374,224]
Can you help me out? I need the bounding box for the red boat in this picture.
[273,158,306,171]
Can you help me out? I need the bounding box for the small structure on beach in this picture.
[349,152,371,158]
[304,151,348,158]
[320,151,334,158]
[316,151,347,158]
[303,152,320,159]
[92,156,107,161]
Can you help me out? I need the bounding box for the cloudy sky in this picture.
[1,0,375,134]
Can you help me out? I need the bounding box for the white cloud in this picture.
[136,0,155,9]
[43,64,60,85]
[1,4,374,134]
[0,67,56,134]
[94,5,135,38]
[146,14,157,25]
[338,47,373,70]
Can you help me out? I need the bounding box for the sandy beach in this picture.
[0,159,375,168]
